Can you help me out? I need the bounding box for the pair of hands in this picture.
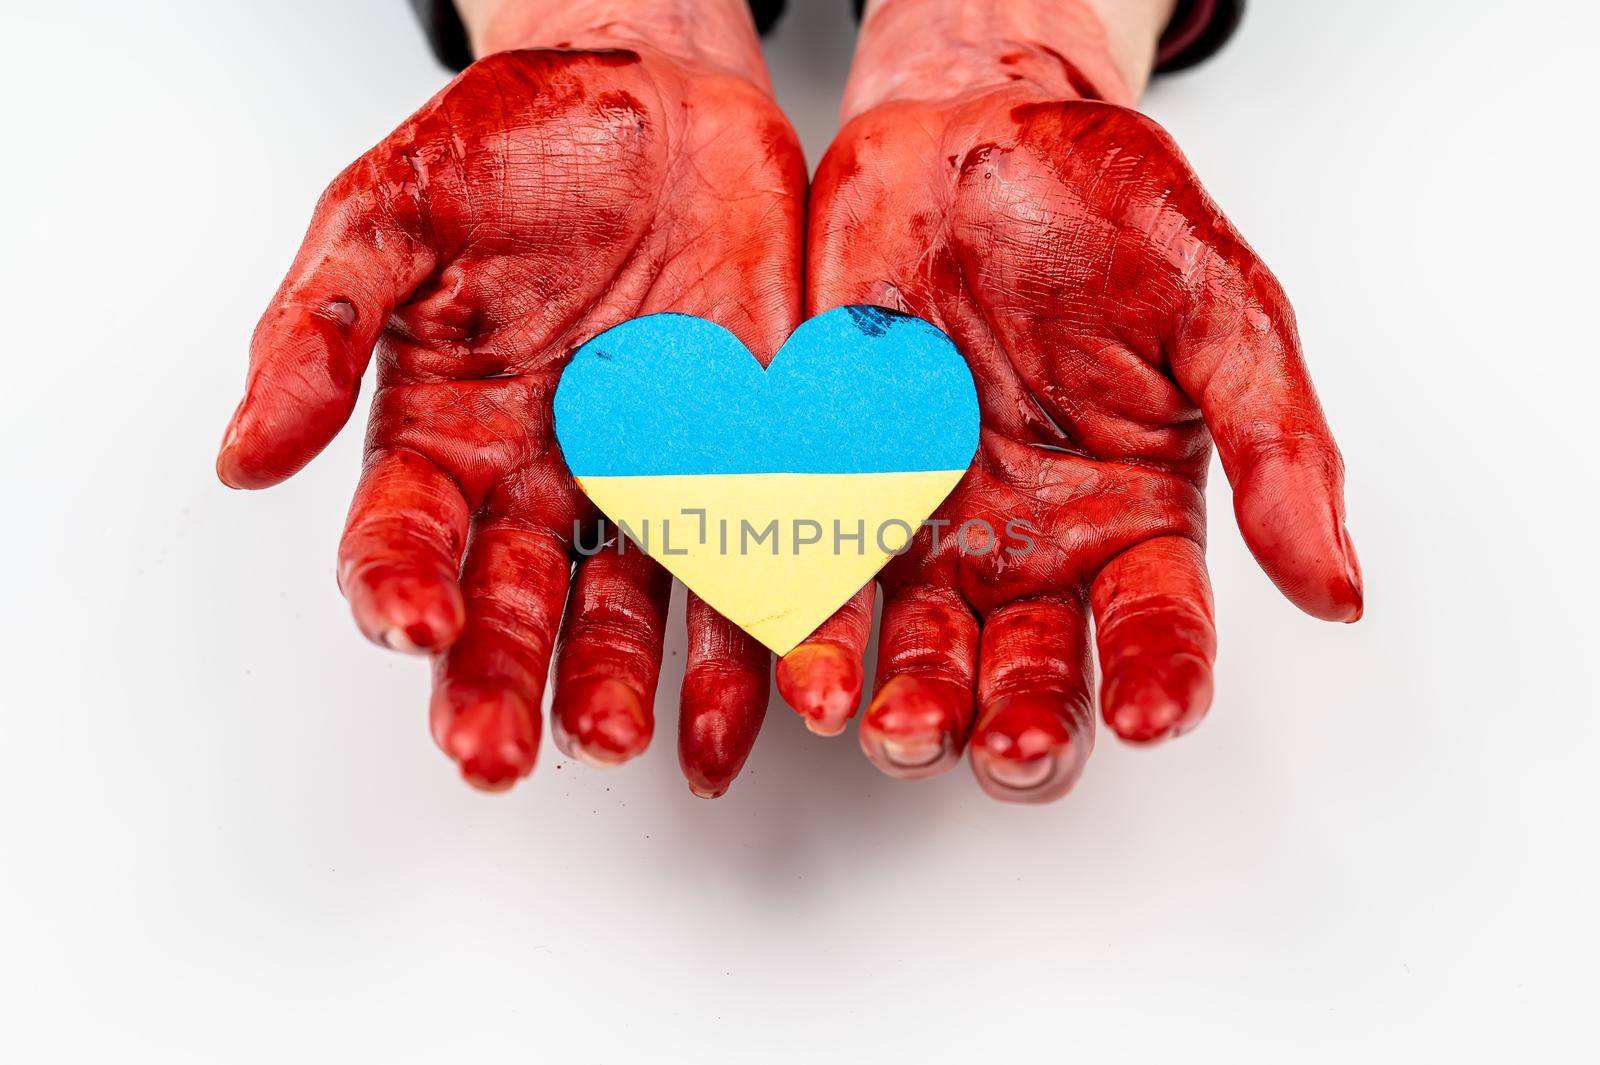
[217,0,1361,803]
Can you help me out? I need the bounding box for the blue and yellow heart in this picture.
[553,306,979,655]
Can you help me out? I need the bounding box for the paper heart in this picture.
[553,306,979,654]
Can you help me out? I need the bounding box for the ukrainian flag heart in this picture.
[553,306,979,655]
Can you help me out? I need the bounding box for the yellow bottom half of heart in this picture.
[575,470,966,654]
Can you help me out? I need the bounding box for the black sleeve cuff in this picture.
[409,0,471,72]
[1155,0,1245,74]
[408,0,1241,77]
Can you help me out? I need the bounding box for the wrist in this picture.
[845,0,1174,116]
[457,0,771,88]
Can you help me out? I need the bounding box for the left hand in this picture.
[777,0,1363,801]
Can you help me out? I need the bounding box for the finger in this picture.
[337,448,469,654]
[776,586,873,736]
[859,587,978,779]
[549,544,671,767]
[970,597,1093,803]
[1172,259,1362,622]
[429,521,569,792]
[679,593,770,799]
[218,154,435,490]
[1090,537,1217,744]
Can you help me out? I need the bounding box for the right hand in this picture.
[217,34,804,795]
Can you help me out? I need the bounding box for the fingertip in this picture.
[213,415,316,490]
[969,692,1089,803]
[1293,519,1364,623]
[679,595,770,799]
[215,456,286,491]
[679,670,767,800]
[215,409,248,489]
[215,409,288,491]
[858,675,969,779]
[686,779,729,800]
[429,681,538,790]
[1235,459,1365,623]
[345,563,465,654]
[214,364,359,490]
[1288,548,1364,622]
[459,756,523,793]
[551,677,653,766]
[1102,653,1213,744]
[679,740,743,800]
[776,642,863,737]
[381,615,463,655]
[1334,522,1365,622]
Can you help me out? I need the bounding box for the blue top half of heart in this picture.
[553,306,981,477]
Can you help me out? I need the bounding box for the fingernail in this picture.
[970,692,1088,803]
[553,677,650,766]
[777,643,862,737]
[380,626,417,653]
[355,568,464,654]
[378,621,453,654]
[430,683,537,789]
[874,735,949,770]
[460,754,524,792]
[1102,654,1212,743]
[1339,523,1365,622]
[972,747,1056,791]
[215,403,246,489]
[1104,687,1184,743]
[858,675,967,779]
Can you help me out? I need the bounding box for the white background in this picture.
[2,0,1596,1059]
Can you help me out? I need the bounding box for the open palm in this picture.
[219,47,805,794]
[782,87,1362,801]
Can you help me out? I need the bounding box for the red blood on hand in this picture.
[219,47,805,793]
[781,65,1362,802]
